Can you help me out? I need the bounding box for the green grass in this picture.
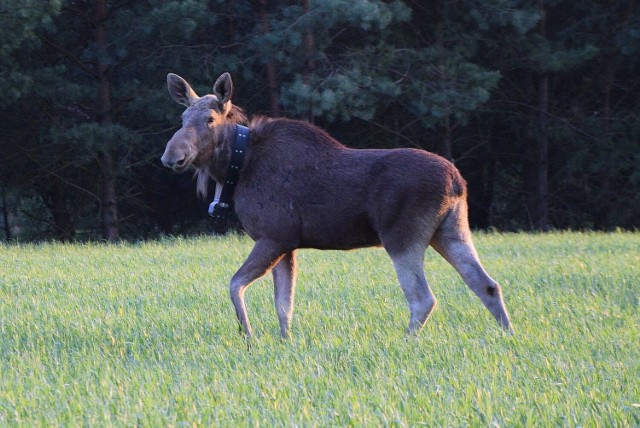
[1,232,638,426]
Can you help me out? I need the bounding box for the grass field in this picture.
[0,232,638,426]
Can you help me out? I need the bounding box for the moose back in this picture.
[161,73,513,338]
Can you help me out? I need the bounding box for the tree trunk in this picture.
[252,0,280,115]
[433,0,453,161]
[439,116,453,161]
[225,0,235,41]
[48,183,75,241]
[94,0,118,241]
[596,56,614,227]
[1,185,11,241]
[98,151,118,241]
[534,73,550,231]
[473,135,496,229]
[301,0,314,122]
[532,0,550,231]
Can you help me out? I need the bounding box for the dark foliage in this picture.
[0,0,638,241]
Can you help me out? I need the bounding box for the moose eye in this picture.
[207,117,215,125]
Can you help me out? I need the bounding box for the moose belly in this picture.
[234,195,379,250]
[297,205,380,250]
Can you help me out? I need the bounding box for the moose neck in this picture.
[207,124,250,218]
[211,124,241,183]
[227,105,248,126]
[193,124,232,198]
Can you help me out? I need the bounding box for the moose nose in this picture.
[161,155,185,169]
[160,155,172,168]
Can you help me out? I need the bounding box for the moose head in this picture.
[161,72,246,197]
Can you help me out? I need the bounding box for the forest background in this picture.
[0,0,638,242]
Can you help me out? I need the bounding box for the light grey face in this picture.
[160,72,234,171]
[161,95,229,171]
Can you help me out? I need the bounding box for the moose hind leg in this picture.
[389,247,437,334]
[431,232,513,333]
[229,240,286,338]
[272,251,297,339]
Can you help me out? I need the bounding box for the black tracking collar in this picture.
[208,124,249,225]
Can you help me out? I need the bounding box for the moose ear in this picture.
[213,72,233,104]
[167,73,199,107]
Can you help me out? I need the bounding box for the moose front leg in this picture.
[229,240,286,338]
[272,251,298,338]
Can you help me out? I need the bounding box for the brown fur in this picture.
[161,74,513,339]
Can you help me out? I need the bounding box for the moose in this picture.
[161,72,513,338]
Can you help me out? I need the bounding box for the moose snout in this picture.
[161,129,195,171]
[161,141,193,171]
[160,153,186,169]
